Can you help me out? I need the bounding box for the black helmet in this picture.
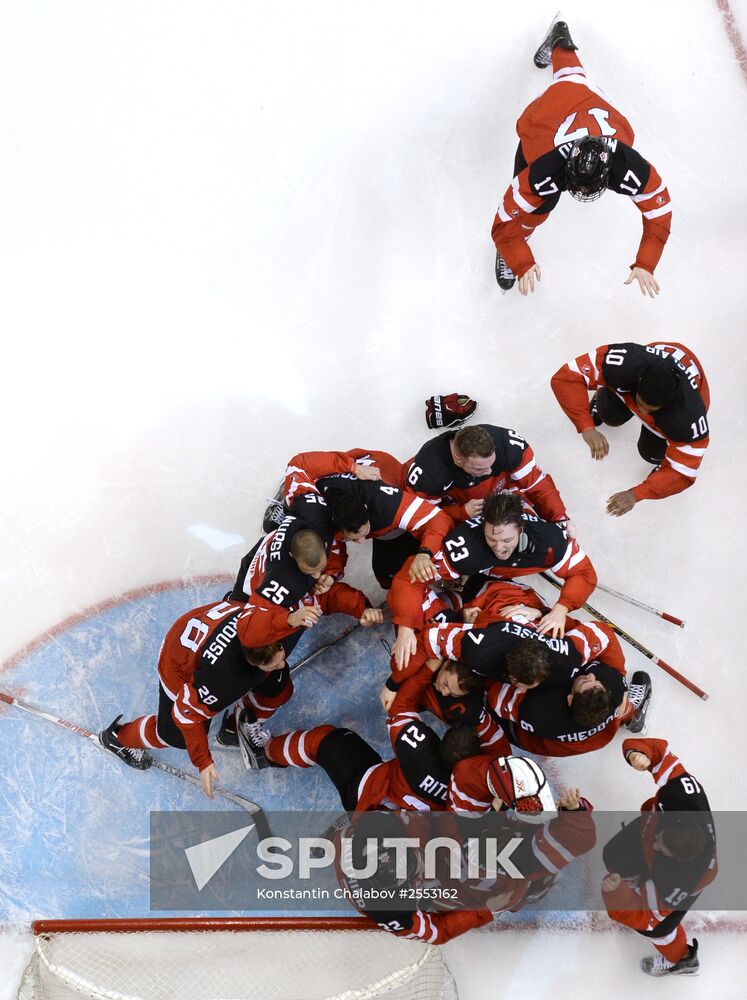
[566,137,611,203]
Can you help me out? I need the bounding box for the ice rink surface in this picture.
[1,0,747,996]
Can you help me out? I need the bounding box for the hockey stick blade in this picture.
[594,581,685,628]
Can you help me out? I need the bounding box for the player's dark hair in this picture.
[661,818,707,862]
[506,640,551,686]
[454,425,495,459]
[482,491,523,528]
[443,660,487,695]
[325,489,369,533]
[290,529,327,568]
[570,685,611,728]
[439,724,481,770]
[637,364,679,409]
[242,641,284,667]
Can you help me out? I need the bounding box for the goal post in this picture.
[16,916,459,1000]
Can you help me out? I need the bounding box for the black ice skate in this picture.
[98,715,153,770]
[262,482,287,534]
[641,939,699,977]
[215,709,239,749]
[534,13,577,69]
[589,393,602,426]
[495,252,516,292]
[624,671,652,734]
[236,708,272,770]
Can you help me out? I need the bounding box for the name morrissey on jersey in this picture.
[498,621,570,655]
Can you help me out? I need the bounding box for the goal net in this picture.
[16,917,459,1000]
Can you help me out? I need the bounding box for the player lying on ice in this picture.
[241,693,594,944]
[327,776,595,944]
[491,16,671,297]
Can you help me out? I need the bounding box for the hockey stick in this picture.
[290,605,388,674]
[0,691,268,818]
[594,581,685,628]
[539,575,708,702]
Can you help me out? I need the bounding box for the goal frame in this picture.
[31,916,378,935]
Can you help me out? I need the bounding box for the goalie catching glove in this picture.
[425,393,478,429]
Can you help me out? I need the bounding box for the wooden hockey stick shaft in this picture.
[0,691,265,815]
[594,581,685,628]
[539,574,708,701]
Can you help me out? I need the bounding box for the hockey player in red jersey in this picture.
[443,786,596,916]
[383,658,510,756]
[492,17,671,296]
[403,423,569,527]
[278,449,454,587]
[602,738,717,977]
[389,492,596,670]
[97,586,376,798]
[231,519,363,652]
[551,341,710,516]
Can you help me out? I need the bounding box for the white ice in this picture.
[1,0,747,997]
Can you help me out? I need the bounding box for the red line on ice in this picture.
[717,0,747,84]
[0,574,233,678]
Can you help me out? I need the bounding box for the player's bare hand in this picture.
[200,763,219,799]
[464,498,484,518]
[518,263,541,296]
[501,604,542,623]
[409,553,436,583]
[602,873,622,893]
[462,606,480,624]
[581,428,609,460]
[625,267,660,298]
[607,491,636,517]
[627,751,651,771]
[354,463,381,481]
[393,626,417,672]
[288,605,323,629]
[379,686,396,712]
[360,608,384,627]
[537,603,568,638]
[557,787,582,811]
[312,574,334,596]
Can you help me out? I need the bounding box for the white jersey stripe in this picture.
[398,498,423,531]
[632,182,667,203]
[667,458,699,479]
[642,203,672,220]
[511,176,538,214]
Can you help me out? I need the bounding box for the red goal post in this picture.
[17,915,459,1000]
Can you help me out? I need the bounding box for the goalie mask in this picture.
[566,137,611,203]
[486,756,555,815]
[425,393,478,429]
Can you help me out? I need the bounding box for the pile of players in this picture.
[99,332,714,978]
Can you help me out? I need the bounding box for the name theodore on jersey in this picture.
[518,712,617,742]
